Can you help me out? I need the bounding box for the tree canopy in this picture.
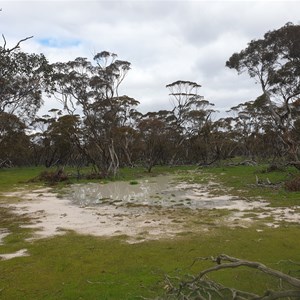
[2,22,300,174]
[226,22,300,164]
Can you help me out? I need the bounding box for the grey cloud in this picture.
[1,0,300,117]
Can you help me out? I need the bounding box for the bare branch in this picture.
[2,33,6,49]
[259,290,300,300]
[162,254,300,300]
[216,254,300,288]
[1,35,33,53]
[10,36,33,52]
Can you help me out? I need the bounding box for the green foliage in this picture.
[129,180,139,185]
[0,41,49,120]
[2,23,300,172]
[226,23,300,163]
[0,113,32,167]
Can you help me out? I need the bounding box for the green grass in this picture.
[189,165,300,207]
[1,226,300,299]
[0,166,45,193]
[1,164,300,299]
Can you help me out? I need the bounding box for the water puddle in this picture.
[67,175,257,210]
[4,175,299,243]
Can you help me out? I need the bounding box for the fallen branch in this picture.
[196,254,300,288]
[162,254,300,300]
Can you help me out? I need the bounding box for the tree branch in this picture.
[164,254,300,300]
[1,35,33,53]
[215,254,300,288]
[258,290,300,300]
[2,33,6,49]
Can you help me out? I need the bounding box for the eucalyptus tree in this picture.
[228,97,287,160]
[166,80,215,164]
[137,110,173,172]
[30,114,56,167]
[0,33,51,166]
[0,35,50,122]
[111,95,142,167]
[51,51,138,176]
[45,114,82,167]
[226,22,300,164]
[0,112,31,167]
[211,117,240,160]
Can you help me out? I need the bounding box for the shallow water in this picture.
[68,175,177,206]
[66,175,254,210]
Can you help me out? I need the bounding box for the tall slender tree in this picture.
[166,80,214,164]
[51,52,138,176]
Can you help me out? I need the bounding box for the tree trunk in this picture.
[108,139,119,177]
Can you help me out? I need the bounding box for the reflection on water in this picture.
[66,175,247,209]
[68,175,176,206]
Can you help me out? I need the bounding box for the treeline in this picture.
[1,23,300,176]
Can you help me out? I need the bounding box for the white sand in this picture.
[4,188,179,243]
[1,179,299,260]
[0,229,10,244]
[0,249,29,260]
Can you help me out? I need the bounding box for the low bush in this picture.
[284,175,300,191]
[85,172,107,180]
[37,169,69,184]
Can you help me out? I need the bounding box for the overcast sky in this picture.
[1,0,300,118]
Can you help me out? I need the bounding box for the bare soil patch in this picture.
[1,175,300,248]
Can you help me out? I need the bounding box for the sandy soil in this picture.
[0,229,10,245]
[0,249,29,260]
[3,188,180,243]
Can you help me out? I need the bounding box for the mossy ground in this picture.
[0,164,300,299]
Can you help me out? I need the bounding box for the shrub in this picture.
[258,163,286,174]
[37,169,69,184]
[85,172,107,180]
[266,163,285,172]
[129,180,139,185]
[284,175,300,191]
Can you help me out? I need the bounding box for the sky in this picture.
[1,0,300,118]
